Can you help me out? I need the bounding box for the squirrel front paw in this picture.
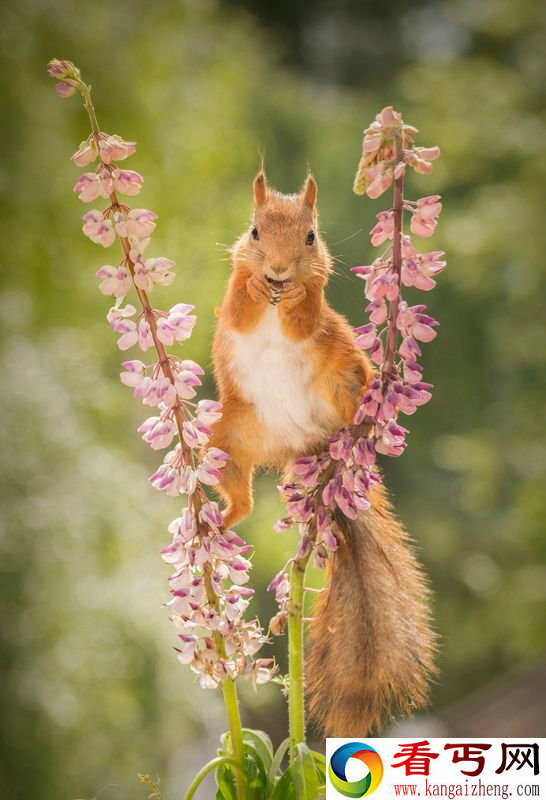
[246,274,272,304]
[279,281,307,309]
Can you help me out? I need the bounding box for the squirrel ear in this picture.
[301,174,317,210]
[253,170,268,207]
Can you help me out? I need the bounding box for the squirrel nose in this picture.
[270,265,288,276]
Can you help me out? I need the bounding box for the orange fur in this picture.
[210,171,436,735]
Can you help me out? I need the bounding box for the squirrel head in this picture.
[232,169,332,285]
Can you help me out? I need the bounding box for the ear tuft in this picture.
[301,174,317,210]
[253,170,268,207]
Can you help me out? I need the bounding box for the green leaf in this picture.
[242,728,274,774]
[218,731,232,756]
[215,762,237,800]
[268,737,291,795]
[270,768,296,800]
[292,744,320,800]
[310,751,326,784]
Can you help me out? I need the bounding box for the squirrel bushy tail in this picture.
[307,487,437,736]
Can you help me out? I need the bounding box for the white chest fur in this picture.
[227,306,335,450]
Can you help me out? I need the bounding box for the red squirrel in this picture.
[210,170,436,736]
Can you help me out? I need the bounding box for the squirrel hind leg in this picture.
[215,454,255,528]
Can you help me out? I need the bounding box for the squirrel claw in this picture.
[247,274,272,304]
[280,281,306,309]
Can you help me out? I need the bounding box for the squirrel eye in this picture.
[306,230,315,245]
[251,226,259,241]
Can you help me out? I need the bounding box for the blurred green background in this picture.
[1,0,545,797]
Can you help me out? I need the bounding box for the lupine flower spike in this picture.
[48,58,274,693]
[270,105,445,615]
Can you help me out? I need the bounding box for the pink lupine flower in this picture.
[167,565,193,591]
[377,105,402,127]
[366,299,388,324]
[48,60,81,97]
[74,172,110,202]
[322,476,339,507]
[133,261,156,294]
[96,264,132,297]
[167,304,197,342]
[48,58,80,81]
[145,257,176,287]
[412,250,447,290]
[138,416,177,450]
[182,419,211,449]
[71,138,98,167]
[268,569,290,598]
[318,524,338,551]
[199,502,224,532]
[399,335,422,361]
[181,421,199,448]
[375,421,409,456]
[178,464,198,495]
[55,82,78,97]
[335,484,358,519]
[397,301,439,342]
[370,210,394,246]
[107,304,138,349]
[368,336,385,365]
[179,359,204,377]
[286,492,314,522]
[120,359,146,387]
[353,436,376,467]
[366,271,399,303]
[292,456,322,487]
[228,556,252,586]
[176,634,199,665]
[169,509,198,543]
[273,517,293,532]
[405,145,440,175]
[82,210,115,247]
[196,462,223,487]
[366,163,393,199]
[410,195,442,237]
[196,400,223,425]
[354,322,377,350]
[98,133,136,163]
[314,544,329,569]
[149,464,182,496]
[403,359,424,384]
[329,431,353,462]
[203,447,230,469]
[412,382,433,407]
[242,658,276,691]
[157,317,177,346]
[360,378,384,418]
[112,168,143,196]
[137,319,154,351]
[351,265,372,279]
[128,236,150,263]
[174,367,202,400]
[114,208,157,238]
[134,375,177,408]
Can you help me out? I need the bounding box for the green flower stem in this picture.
[184,755,247,800]
[287,553,310,762]
[222,677,246,788]
[203,567,246,800]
